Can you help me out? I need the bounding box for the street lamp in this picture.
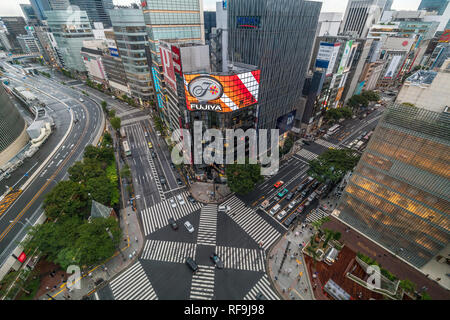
[9,218,32,228]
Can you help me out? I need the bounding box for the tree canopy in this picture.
[226,162,263,195]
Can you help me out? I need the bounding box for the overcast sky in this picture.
[1,0,422,17]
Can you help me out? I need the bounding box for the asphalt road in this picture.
[0,62,104,263]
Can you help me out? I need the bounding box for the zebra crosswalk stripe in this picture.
[110,261,157,300]
[221,196,281,250]
[190,265,216,300]
[306,208,329,223]
[296,148,319,161]
[215,246,266,272]
[315,139,342,150]
[140,191,203,235]
[197,205,218,246]
[244,275,279,300]
[141,240,197,263]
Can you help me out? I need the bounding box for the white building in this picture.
[317,12,343,37]
[80,39,107,85]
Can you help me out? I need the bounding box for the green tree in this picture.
[43,181,89,220]
[400,279,416,293]
[120,164,131,180]
[281,136,294,156]
[308,149,360,184]
[110,117,121,131]
[361,90,380,102]
[347,94,369,110]
[102,132,113,147]
[101,101,108,114]
[340,107,353,119]
[226,162,263,195]
[108,109,116,118]
[86,176,113,206]
[325,108,342,121]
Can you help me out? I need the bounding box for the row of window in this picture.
[146,12,200,25]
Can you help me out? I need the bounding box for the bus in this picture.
[122,140,131,157]
[327,124,341,136]
[120,128,126,138]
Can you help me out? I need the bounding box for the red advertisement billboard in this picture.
[160,46,177,92]
[439,30,450,43]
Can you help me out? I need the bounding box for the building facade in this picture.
[0,17,28,53]
[333,102,450,271]
[20,4,39,26]
[69,0,114,28]
[228,0,321,144]
[339,0,388,38]
[110,8,153,105]
[418,0,450,15]
[46,10,94,72]
[316,12,343,37]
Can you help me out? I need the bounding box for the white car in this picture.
[218,205,231,213]
[156,131,161,137]
[288,200,297,209]
[79,98,84,102]
[144,132,148,137]
[184,221,194,233]
[277,210,288,221]
[176,194,185,205]
[169,198,177,208]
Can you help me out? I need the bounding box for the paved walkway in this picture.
[267,222,315,300]
[190,182,232,204]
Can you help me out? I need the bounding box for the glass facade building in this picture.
[228,0,321,135]
[418,0,450,15]
[334,104,450,268]
[69,0,114,28]
[110,9,153,103]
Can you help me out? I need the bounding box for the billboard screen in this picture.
[384,55,402,79]
[315,42,337,69]
[337,40,353,75]
[276,110,297,134]
[184,70,260,113]
[326,43,341,76]
[160,46,177,92]
[439,30,450,43]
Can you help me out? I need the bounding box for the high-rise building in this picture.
[419,0,450,15]
[109,9,153,105]
[228,0,321,142]
[0,86,28,167]
[17,33,42,54]
[316,12,343,37]
[48,0,70,10]
[204,11,216,41]
[0,17,28,53]
[69,0,114,28]
[141,0,204,121]
[20,4,39,26]
[46,10,94,72]
[339,0,388,38]
[333,100,450,273]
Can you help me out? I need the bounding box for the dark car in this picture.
[170,163,176,169]
[176,178,183,186]
[273,195,281,202]
[301,189,309,198]
[187,195,196,203]
[151,151,157,158]
[283,213,297,227]
[210,253,224,269]
[286,192,295,201]
[160,176,166,184]
[296,183,306,193]
[255,292,267,300]
[311,181,320,190]
[185,257,198,273]
[302,140,311,145]
[168,217,178,230]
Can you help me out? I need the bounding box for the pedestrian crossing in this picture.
[306,208,329,223]
[315,139,342,150]
[244,275,279,300]
[296,148,319,161]
[110,261,157,300]
[140,191,203,235]
[215,246,266,272]
[189,265,216,300]
[141,240,197,263]
[197,205,218,246]
[221,196,281,250]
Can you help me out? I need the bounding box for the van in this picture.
[276,210,287,221]
[269,204,281,216]
[185,257,199,273]
[260,200,270,209]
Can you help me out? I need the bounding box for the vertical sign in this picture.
[160,46,177,92]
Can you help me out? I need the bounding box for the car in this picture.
[302,140,311,145]
[255,292,267,300]
[288,200,297,209]
[176,194,185,205]
[210,253,224,269]
[168,217,178,230]
[144,132,149,137]
[311,181,320,190]
[296,183,306,193]
[148,142,153,149]
[79,98,84,102]
[170,162,176,169]
[218,205,231,213]
[185,257,198,273]
[260,199,270,209]
[176,178,183,186]
[307,192,317,202]
[286,192,295,201]
[297,205,305,214]
[277,188,289,198]
[352,115,357,119]
[283,213,297,227]
[187,195,196,203]
[269,204,281,216]
[151,151,157,158]
[169,198,177,208]
[274,181,284,188]
[111,95,116,99]
[160,176,166,184]
[301,190,309,198]
[184,221,194,233]
[156,131,161,137]
[273,195,281,202]
[277,210,288,221]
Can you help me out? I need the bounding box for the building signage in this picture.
[17,252,26,263]
[184,70,260,113]
[337,40,353,75]
[160,46,177,92]
[316,42,337,69]
[171,45,182,77]
[109,47,119,57]
[439,29,450,43]
[236,16,260,29]
[384,55,402,79]
[276,110,297,134]
[326,43,341,76]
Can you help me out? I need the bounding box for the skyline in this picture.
[0,0,422,18]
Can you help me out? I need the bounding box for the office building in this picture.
[48,0,70,10]
[69,0,114,28]
[228,0,321,144]
[20,4,39,26]
[339,0,388,38]
[204,11,216,41]
[30,0,51,22]
[419,0,450,15]
[81,39,108,86]
[0,86,28,168]
[110,9,153,105]
[317,12,343,37]
[141,0,204,120]
[17,33,41,54]
[46,10,94,72]
[0,17,28,53]
[333,99,450,277]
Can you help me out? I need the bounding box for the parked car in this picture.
[184,221,194,233]
[169,198,177,208]
[274,181,284,188]
[168,217,178,230]
[307,192,317,202]
[176,194,185,205]
[187,195,196,204]
[296,183,306,193]
[288,200,297,209]
[185,257,198,273]
[218,205,231,213]
[285,192,295,201]
[79,98,84,102]
[151,151,157,158]
[276,210,288,221]
[260,199,270,209]
[210,253,224,269]
[170,162,176,169]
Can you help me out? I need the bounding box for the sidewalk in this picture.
[189,182,232,204]
[267,222,315,300]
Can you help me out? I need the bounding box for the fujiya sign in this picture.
[188,76,224,102]
[190,103,222,111]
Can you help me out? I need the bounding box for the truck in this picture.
[120,127,126,138]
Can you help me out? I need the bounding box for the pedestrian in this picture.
[135,236,138,242]
[46,286,50,290]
